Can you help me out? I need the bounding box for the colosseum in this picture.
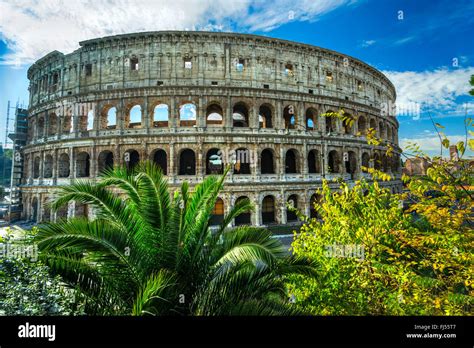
[21,31,402,227]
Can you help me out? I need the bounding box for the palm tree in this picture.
[35,161,316,315]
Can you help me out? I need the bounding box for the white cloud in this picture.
[383,67,474,114]
[400,133,470,157]
[360,39,375,48]
[0,0,357,66]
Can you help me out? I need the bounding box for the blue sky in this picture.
[0,0,473,157]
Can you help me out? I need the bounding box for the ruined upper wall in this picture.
[27,31,396,111]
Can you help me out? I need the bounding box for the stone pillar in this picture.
[253,193,261,226]
[225,96,233,129]
[279,191,286,225]
[169,143,175,182]
[197,96,205,128]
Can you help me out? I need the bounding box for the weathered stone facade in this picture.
[22,31,402,226]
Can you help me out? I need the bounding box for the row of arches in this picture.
[30,101,398,142]
[29,147,401,180]
[26,181,404,225]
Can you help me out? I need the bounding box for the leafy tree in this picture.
[287,114,473,315]
[0,228,83,315]
[35,162,315,315]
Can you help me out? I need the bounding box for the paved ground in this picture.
[272,233,296,254]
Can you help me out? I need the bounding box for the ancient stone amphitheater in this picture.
[22,31,402,227]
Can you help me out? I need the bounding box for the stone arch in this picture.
[345,150,357,177]
[48,113,58,135]
[285,149,299,174]
[62,115,72,133]
[286,194,299,222]
[153,103,169,127]
[387,125,392,142]
[76,151,90,177]
[283,104,296,129]
[374,152,381,170]
[343,113,354,135]
[31,196,39,222]
[98,150,114,174]
[308,149,321,173]
[233,148,251,174]
[33,156,40,178]
[306,107,317,130]
[357,115,367,135]
[37,116,45,137]
[325,110,337,133]
[58,153,70,178]
[151,149,167,174]
[379,121,385,139]
[206,103,223,126]
[310,193,322,219]
[369,118,376,131]
[101,105,117,130]
[125,149,140,170]
[262,195,276,224]
[86,110,94,131]
[233,102,249,127]
[260,148,275,174]
[328,150,341,173]
[206,148,223,175]
[43,154,53,178]
[235,196,251,226]
[179,102,197,127]
[210,197,224,226]
[259,103,273,129]
[362,152,370,169]
[179,149,196,175]
[128,104,142,128]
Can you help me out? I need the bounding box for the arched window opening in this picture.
[308,150,320,173]
[358,116,367,135]
[179,103,197,127]
[374,153,381,170]
[344,151,357,178]
[129,105,142,128]
[86,110,94,131]
[232,102,249,127]
[210,198,224,226]
[48,114,57,135]
[379,121,385,139]
[130,57,139,71]
[259,105,273,128]
[62,115,72,134]
[306,108,317,130]
[325,111,336,133]
[44,155,53,178]
[283,105,296,129]
[285,149,298,174]
[153,104,169,127]
[328,150,340,173]
[233,148,251,174]
[152,149,167,175]
[33,157,40,178]
[206,148,223,175]
[370,119,376,131]
[125,150,140,170]
[286,194,298,222]
[362,152,370,170]
[38,117,45,137]
[206,104,223,126]
[343,113,353,135]
[98,151,114,174]
[179,149,196,175]
[310,194,322,219]
[76,152,90,178]
[102,106,117,129]
[31,197,39,222]
[261,149,274,174]
[235,196,251,226]
[387,126,392,142]
[262,196,276,224]
[58,153,70,178]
